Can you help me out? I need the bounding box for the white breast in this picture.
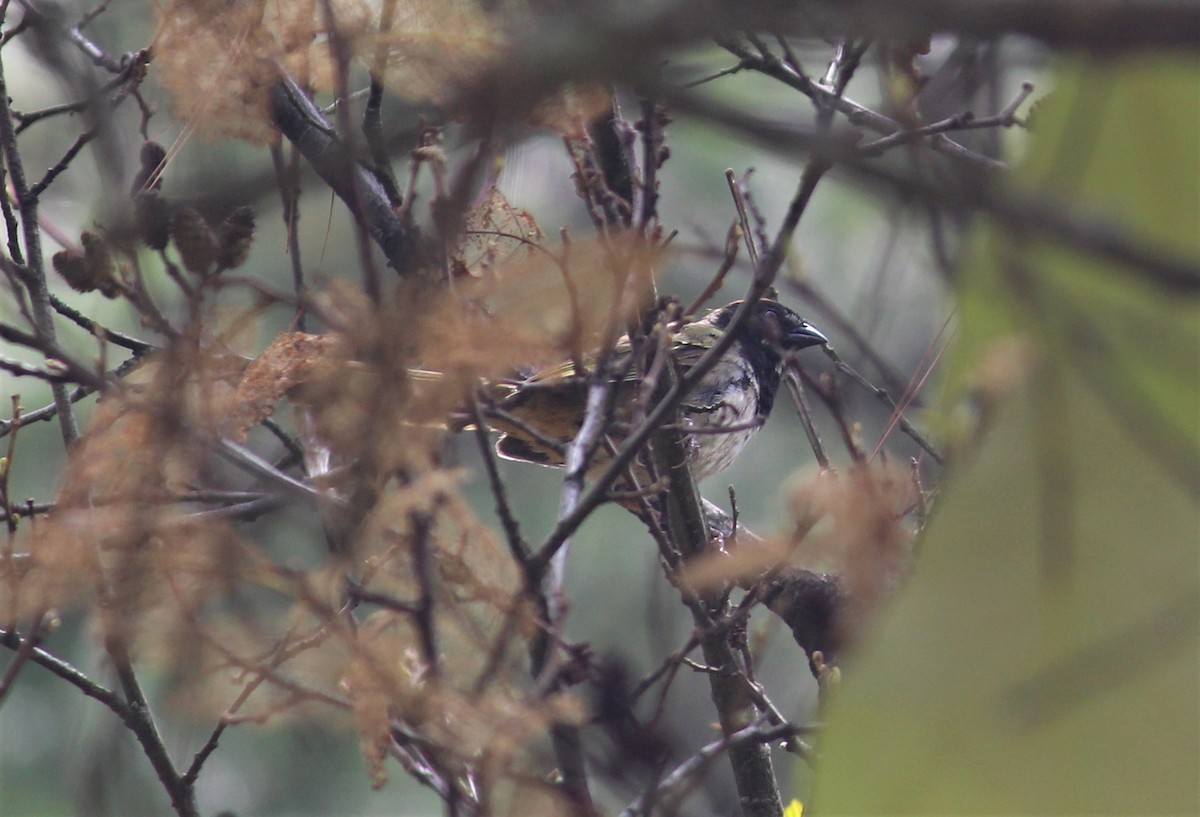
[681,351,764,480]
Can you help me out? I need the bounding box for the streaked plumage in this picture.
[488,299,827,481]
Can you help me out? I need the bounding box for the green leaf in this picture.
[814,56,1200,815]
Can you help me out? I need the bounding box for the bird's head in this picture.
[705,299,828,361]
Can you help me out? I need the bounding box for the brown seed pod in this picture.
[135,192,171,250]
[170,207,217,274]
[216,206,256,270]
[51,232,119,297]
[80,231,120,297]
[130,140,167,196]
[52,249,91,293]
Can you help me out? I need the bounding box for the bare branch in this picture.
[269,73,426,277]
[0,627,128,715]
[0,45,79,444]
[620,718,801,817]
[803,0,1200,50]
[858,81,1034,157]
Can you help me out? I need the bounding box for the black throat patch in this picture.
[735,336,783,418]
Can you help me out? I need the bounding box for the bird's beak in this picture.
[784,321,828,350]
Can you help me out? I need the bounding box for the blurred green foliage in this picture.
[815,56,1200,814]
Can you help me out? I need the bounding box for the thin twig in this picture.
[362,0,403,208]
[637,97,664,231]
[269,143,307,331]
[825,349,945,464]
[0,394,21,533]
[270,72,422,275]
[0,615,44,706]
[64,20,125,72]
[685,217,740,315]
[319,0,382,302]
[534,372,612,811]
[0,353,143,439]
[784,366,829,469]
[103,635,200,817]
[14,98,89,132]
[727,168,761,269]
[215,438,337,505]
[468,397,531,565]
[627,633,700,705]
[29,126,97,198]
[0,315,122,389]
[619,719,800,817]
[716,37,1007,172]
[858,81,1035,157]
[681,61,747,89]
[480,403,568,457]
[346,582,419,616]
[408,508,441,679]
[802,368,865,462]
[0,46,79,444]
[48,293,156,353]
[0,627,129,715]
[0,354,74,381]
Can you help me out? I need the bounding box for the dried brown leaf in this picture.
[419,235,658,381]
[154,0,373,143]
[225,332,342,442]
[783,463,917,628]
[424,687,584,764]
[527,82,613,137]
[454,187,544,279]
[679,536,794,592]
[12,350,244,619]
[372,1,504,107]
[684,463,916,627]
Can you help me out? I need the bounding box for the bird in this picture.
[481,299,827,482]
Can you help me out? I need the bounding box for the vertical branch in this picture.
[0,47,79,445]
[627,48,858,804]
[270,143,307,331]
[1,394,21,537]
[588,100,636,226]
[645,363,784,817]
[530,375,613,813]
[317,0,382,302]
[637,97,665,232]
[473,392,593,810]
[409,509,442,680]
[468,398,530,565]
[363,0,403,209]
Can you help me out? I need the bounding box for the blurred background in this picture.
[7,3,1195,817]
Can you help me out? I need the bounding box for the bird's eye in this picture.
[760,309,783,343]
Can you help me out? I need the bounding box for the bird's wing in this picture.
[505,321,726,403]
[670,322,732,412]
[488,321,738,466]
[670,321,723,367]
